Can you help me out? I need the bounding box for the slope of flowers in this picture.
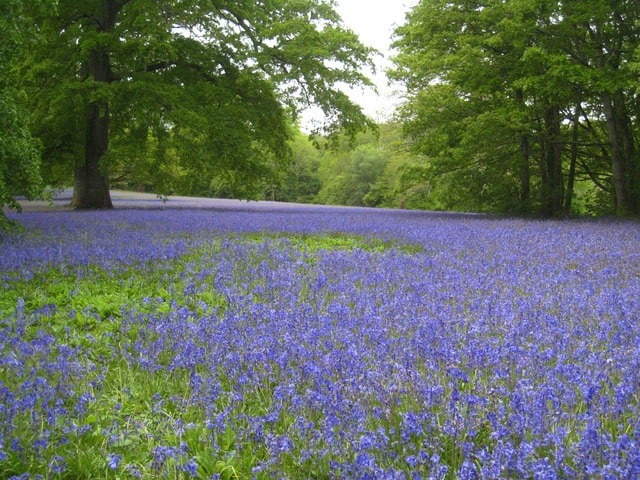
[1,208,639,478]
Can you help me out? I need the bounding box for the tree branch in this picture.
[143,61,177,73]
[116,0,134,9]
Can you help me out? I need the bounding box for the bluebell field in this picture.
[1,207,639,479]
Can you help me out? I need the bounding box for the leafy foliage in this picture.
[0,0,44,223]
[390,0,640,216]
[316,144,387,206]
[23,0,376,206]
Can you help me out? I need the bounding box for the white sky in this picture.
[334,0,417,121]
[298,0,417,130]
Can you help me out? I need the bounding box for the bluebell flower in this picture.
[126,464,143,478]
[405,454,418,468]
[4,205,640,477]
[355,452,376,470]
[106,453,122,470]
[48,455,65,474]
[151,445,178,471]
[181,457,199,477]
[359,434,376,451]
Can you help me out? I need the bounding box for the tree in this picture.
[0,0,44,223]
[390,0,541,213]
[391,0,640,217]
[521,0,640,215]
[24,0,375,209]
[559,0,640,215]
[316,144,387,206]
[271,130,322,203]
[363,123,418,208]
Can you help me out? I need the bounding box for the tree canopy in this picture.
[390,0,640,217]
[22,0,376,208]
[6,0,640,218]
[0,0,44,223]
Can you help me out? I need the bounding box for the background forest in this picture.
[2,0,639,218]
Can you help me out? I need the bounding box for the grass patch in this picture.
[238,231,424,255]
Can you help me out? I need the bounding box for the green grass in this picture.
[239,231,424,255]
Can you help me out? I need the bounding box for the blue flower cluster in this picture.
[1,208,639,478]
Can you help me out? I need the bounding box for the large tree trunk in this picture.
[602,91,639,216]
[71,0,119,209]
[72,99,113,209]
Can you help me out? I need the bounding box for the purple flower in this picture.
[3,206,640,477]
[356,452,376,470]
[151,445,178,470]
[126,464,143,478]
[48,455,65,474]
[359,434,376,451]
[181,457,199,477]
[405,455,418,468]
[106,453,122,470]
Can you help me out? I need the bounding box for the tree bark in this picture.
[71,0,118,209]
[563,106,580,215]
[514,90,530,210]
[540,106,564,217]
[602,91,639,216]
[519,133,530,206]
[72,96,113,209]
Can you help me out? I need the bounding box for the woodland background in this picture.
[2,0,639,219]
